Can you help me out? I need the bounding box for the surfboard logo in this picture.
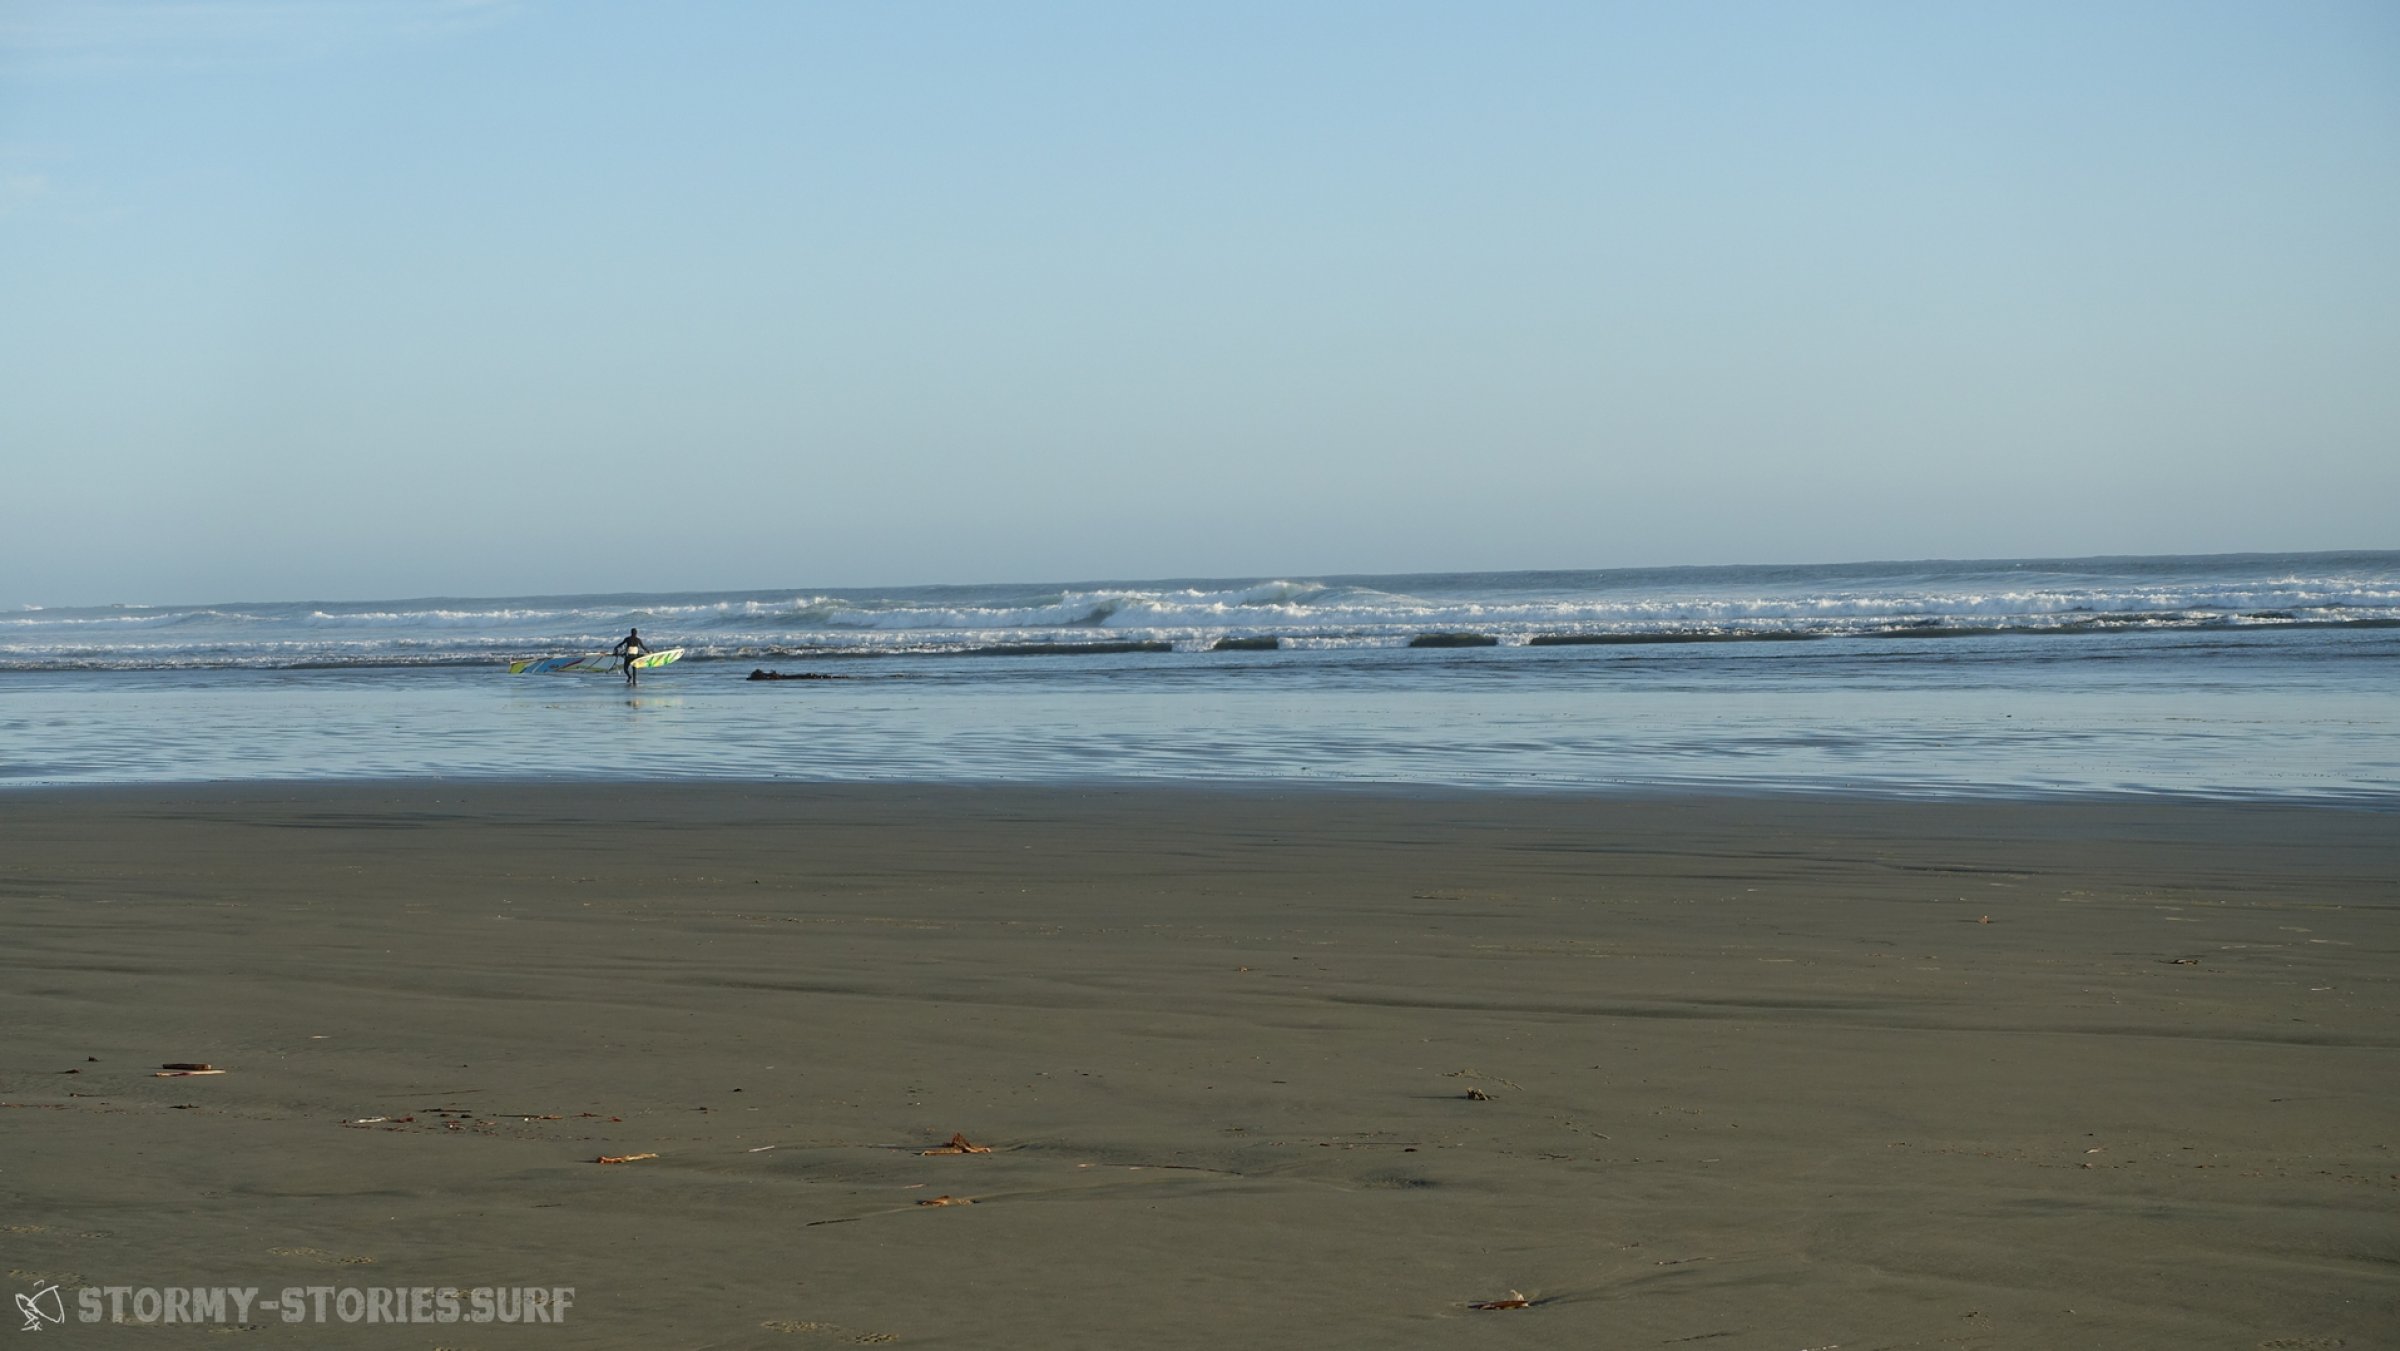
[16,1282,65,1331]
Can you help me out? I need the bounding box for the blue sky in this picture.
[3,0,2394,605]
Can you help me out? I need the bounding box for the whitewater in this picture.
[6,552,2396,671]
[2,552,2394,800]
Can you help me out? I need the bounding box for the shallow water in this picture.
[4,622,2393,801]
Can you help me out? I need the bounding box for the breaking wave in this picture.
[3,554,2394,670]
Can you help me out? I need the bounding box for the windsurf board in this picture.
[509,648,685,675]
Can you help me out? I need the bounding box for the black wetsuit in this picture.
[612,632,650,684]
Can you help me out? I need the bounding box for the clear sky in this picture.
[3,0,2395,605]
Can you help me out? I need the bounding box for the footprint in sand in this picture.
[761,1319,900,1343]
[266,1246,375,1266]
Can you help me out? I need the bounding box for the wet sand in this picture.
[2,784,2394,1349]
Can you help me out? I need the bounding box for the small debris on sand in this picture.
[1463,1087,1493,1101]
[595,1153,660,1164]
[920,1132,993,1155]
[915,1194,974,1207]
[1470,1291,1531,1310]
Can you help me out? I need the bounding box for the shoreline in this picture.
[4,782,2393,1347]
[7,773,2398,811]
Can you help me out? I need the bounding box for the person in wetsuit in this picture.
[612,628,650,685]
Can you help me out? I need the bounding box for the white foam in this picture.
[3,559,2394,670]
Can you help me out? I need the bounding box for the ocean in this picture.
[4,551,2395,801]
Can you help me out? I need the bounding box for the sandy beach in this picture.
[2,784,2393,1349]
